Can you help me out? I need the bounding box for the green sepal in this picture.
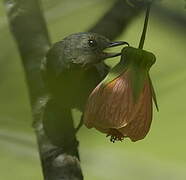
[101,59,128,86]
[129,67,148,103]
[149,77,159,111]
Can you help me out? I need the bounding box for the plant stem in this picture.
[138,2,152,49]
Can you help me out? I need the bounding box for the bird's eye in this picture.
[88,39,97,47]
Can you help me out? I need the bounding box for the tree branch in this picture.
[154,3,186,32]
[4,0,83,179]
[89,0,147,40]
[89,0,186,41]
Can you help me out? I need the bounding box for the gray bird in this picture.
[42,32,128,146]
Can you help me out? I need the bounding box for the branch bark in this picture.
[4,0,83,180]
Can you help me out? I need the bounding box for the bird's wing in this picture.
[94,62,110,80]
[45,41,67,77]
[42,41,69,91]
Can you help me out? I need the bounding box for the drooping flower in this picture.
[84,47,158,142]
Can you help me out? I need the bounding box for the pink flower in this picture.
[84,70,153,142]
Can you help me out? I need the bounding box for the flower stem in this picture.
[138,2,152,49]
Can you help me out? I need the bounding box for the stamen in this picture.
[106,128,124,143]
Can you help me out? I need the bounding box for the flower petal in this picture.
[84,70,134,130]
[118,80,153,141]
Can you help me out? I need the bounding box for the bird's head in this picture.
[57,32,129,67]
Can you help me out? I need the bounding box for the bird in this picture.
[42,32,128,147]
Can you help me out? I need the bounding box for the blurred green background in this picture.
[0,0,186,179]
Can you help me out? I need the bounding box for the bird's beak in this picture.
[104,41,129,59]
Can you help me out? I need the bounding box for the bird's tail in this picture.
[43,98,79,156]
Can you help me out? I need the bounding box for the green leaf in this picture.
[101,59,128,86]
[130,67,148,103]
[149,77,159,111]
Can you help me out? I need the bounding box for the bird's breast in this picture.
[51,67,101,110]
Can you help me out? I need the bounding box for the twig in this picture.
[154,3,186,32]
